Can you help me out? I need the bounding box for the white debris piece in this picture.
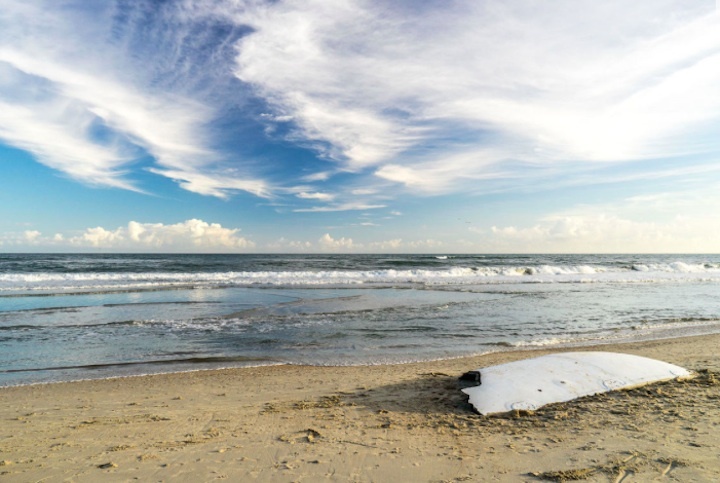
[461,352,691,415]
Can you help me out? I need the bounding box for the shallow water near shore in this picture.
[2,253,720,386]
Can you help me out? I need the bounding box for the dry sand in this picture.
[1,334,719,482]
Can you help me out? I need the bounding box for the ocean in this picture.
[2,253,720,387]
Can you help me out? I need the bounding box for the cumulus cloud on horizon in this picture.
[0,219,255,252]
[471,213,720,254]
[470,185,720,253]
[77,219,255,250]
[1,224,449,254]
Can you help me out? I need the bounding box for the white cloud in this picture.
[231,0,720,193]
[261,234,445,253]
[0,230,39,246]
[406,239,444,250]
[351,188,377,196]
[23,230,41,243]
[3,0,720,220]
[2,219,254,251]
[147,168,270,199]
[265,237,313,252]
[329,236,447,252]
[367,238,402,251]
[0,98,138,190]
[300,171,333,182]
[69,219,254,251]
[470,186,720,253]
[0,1,267,198]
[318,233,354,250]
[296,191,335,201]
[293,202,386,212]
[374,147,518,193]
[233,0,424,168]
[76,226,125,248]
[476,214,720,253]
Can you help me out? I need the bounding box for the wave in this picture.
[1,262,720,292]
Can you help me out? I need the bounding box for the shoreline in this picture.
[5,326,720,390]
[2,334,719,481]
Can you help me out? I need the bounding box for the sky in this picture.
[1,0,719,253]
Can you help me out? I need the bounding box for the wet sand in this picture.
[1,334,719,482]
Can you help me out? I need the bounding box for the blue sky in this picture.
[1,0,719,253]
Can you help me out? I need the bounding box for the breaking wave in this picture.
[2,261,720,292]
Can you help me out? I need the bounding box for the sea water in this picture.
[1,253,720,386]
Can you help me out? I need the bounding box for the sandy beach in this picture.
[1,334,719,482]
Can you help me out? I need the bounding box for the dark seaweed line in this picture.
[0,355,275,374]
[0,300,227,315]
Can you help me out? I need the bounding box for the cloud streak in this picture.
[293,202,386,213]
[232,0,720,194]
[0,0,267,198]
[2,0,719,220]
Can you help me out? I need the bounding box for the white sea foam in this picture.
[510,337,572,348]
[2,262,720,292]
[631,262,716,273]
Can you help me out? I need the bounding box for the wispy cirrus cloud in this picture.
[0,0,266,198]
[295,191,335,201]
[148,168,270,199]
[0,97,138,190]
[2,0,719,216]
[293,202,386,213]
[231,0,720,194]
